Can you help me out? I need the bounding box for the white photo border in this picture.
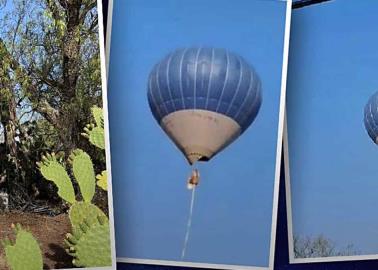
[105,0,292,269]
[97,0,117,268]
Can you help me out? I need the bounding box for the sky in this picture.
[107,0,288,267]
[287,0,378,256]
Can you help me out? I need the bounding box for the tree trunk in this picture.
[58,0,83,153]
[0,90,20,208]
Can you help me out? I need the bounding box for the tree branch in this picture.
[0,38,60,126]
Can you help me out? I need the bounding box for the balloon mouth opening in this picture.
[187,153,210,165]
[199,156,209,162]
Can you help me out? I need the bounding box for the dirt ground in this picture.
[0,212,72,270]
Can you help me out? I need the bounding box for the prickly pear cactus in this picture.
[36,106,111,267]
[1,224,43,270]
[37,151,106,219]
[69,149,96,202]
[69,202,107,231]
[64,215,111,267]
[96,170,107,191]
[81,106,105,149]
[91,106,104,128]
[82,124,105,149]
[37,153,76,204]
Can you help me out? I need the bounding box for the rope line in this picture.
[181,187,196,260]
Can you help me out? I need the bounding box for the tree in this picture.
[0,0,103,209]
[294,235,360,258]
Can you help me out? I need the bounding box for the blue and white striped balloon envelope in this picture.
[364,91,378,144]
[147,47,262,164]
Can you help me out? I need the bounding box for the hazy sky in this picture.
[287,0,378,256]
[108,0,288,267]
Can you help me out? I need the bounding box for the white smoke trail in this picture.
[181,187,196,260]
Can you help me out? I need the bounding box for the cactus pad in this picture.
[2,224,43,270]
[81,106,105,149]
[69,201,107,230]
[37,153,76,204]
[69,149,96,202]
[82,124,105,149]
[65,215,111,267]
[91,106,104,128]
[96,170,107,191]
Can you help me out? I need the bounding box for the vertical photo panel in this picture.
[0,0,116,269]
[286,0,378,264]
[107,0,292,269]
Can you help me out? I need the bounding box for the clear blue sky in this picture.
[108,0,288,267]
[288,0,378,255]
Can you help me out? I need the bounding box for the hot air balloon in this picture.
[364,91,378,144]
[147,47,262,165]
